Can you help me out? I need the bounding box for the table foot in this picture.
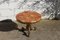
[32,27,37,31]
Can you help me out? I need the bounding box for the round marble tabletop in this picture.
[16,11,41,24]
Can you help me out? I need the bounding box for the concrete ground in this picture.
[0,20,60,40]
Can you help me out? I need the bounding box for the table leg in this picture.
[26,24,37,37]
[26,24,31,37]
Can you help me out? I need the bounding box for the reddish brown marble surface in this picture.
[16,11,41,24]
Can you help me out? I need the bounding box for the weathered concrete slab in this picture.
[0,20,60,40]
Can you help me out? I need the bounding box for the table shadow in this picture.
[0,19,18,32]
[0,19,29,37]
[18,27,30,37]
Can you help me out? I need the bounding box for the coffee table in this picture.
[16,11,41,37]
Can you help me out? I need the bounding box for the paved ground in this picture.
[0,20,60,40]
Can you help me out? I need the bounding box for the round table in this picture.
[16,11,41,37]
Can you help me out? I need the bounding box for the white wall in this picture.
[0,0,52,21]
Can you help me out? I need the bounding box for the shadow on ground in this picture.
[0,19,18,31]
[0,19,28,37]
